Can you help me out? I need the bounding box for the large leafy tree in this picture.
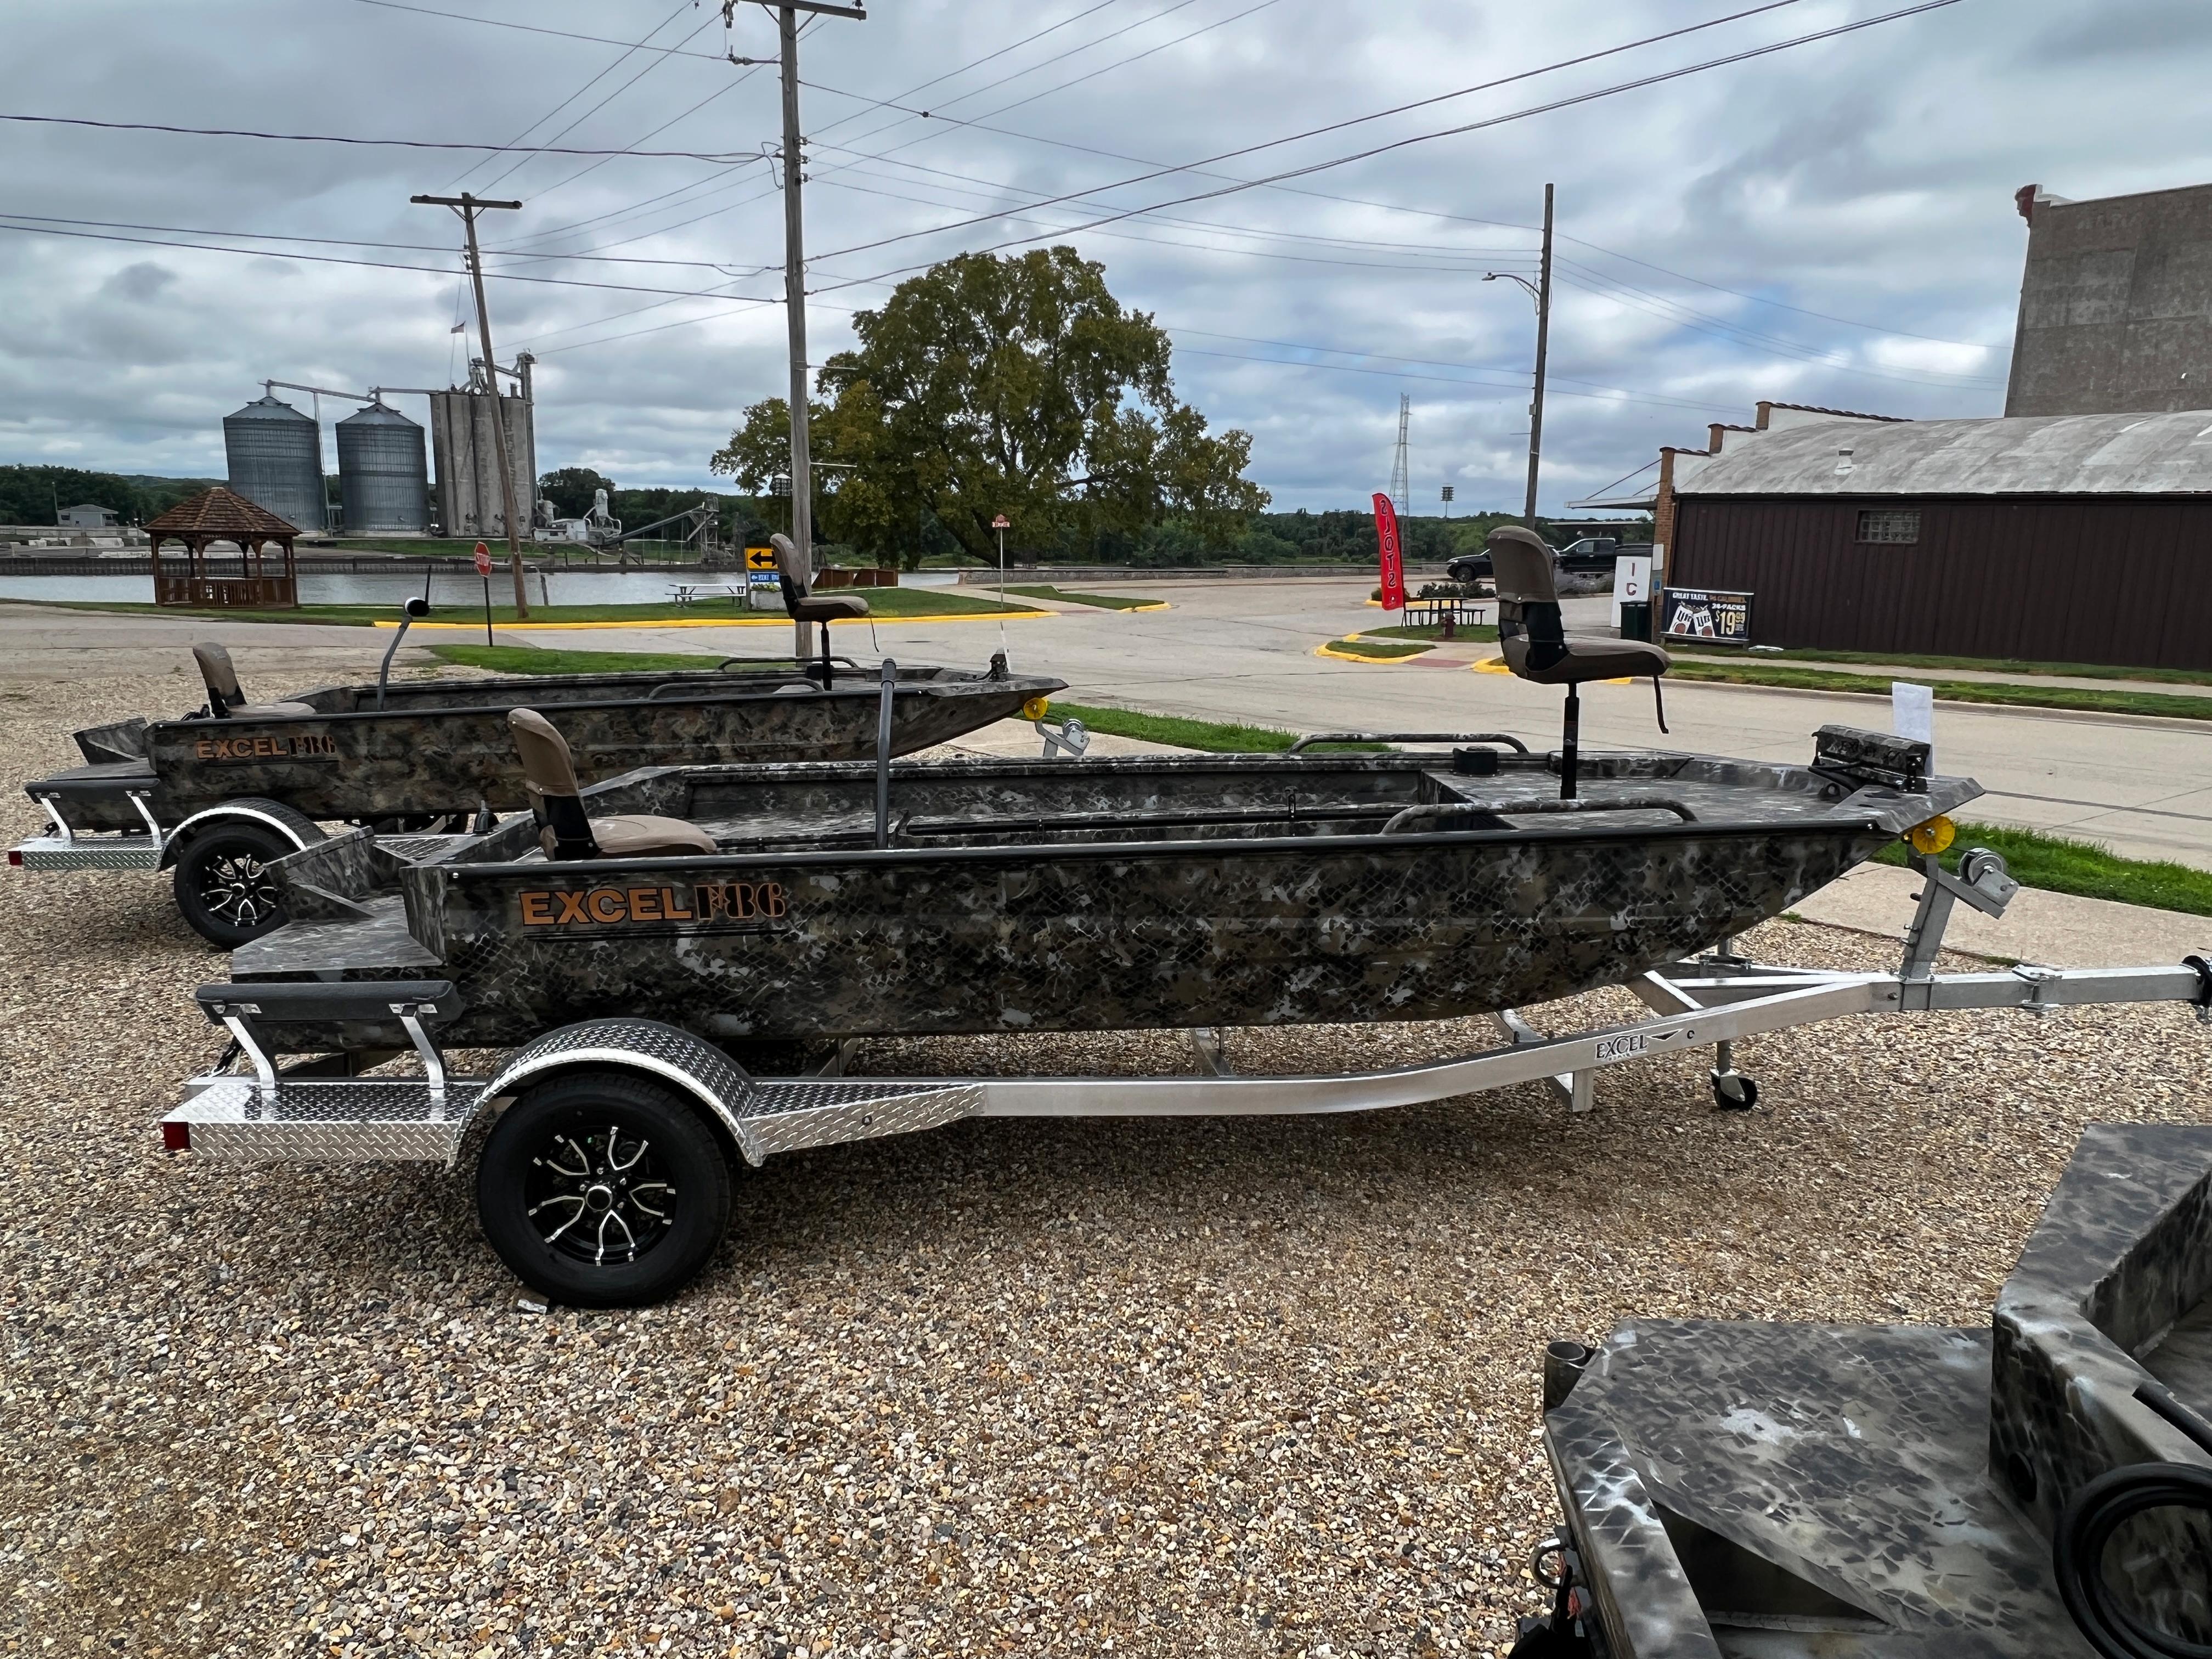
[712,249,1266,565]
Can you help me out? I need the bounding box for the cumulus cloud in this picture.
[3,0,2209,511]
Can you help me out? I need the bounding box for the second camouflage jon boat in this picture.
[229,721,1977,1054]
[15,638,1062,944]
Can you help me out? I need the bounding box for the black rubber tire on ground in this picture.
[171,820,300,947]
[477,1070,734,1308]
[1710,1071,1760,1111]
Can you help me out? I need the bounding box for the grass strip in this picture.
[1002,585,1165,611]
[1362,622,1500,643]
[11,588,1037,626]
[1324,635,1434,661]
[428,645,741,675]
[1683,644,2212,687]
[1666,660,2212,722]
[1053,703,1383,753]
[1873,822,2212,917]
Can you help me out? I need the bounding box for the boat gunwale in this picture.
[430,810,1900,883]
[140,670,1066,733]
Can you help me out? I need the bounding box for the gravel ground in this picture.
[2,670,2208,1659]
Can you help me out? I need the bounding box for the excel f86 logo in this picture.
[193,731,340,763]
[516,879,788,934]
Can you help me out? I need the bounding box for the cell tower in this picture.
[1387,393,1411,515]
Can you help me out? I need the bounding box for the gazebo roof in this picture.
[144,486,299,539]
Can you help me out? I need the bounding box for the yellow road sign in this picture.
[745,545,777,571]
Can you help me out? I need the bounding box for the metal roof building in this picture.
[1666,410,2212,671]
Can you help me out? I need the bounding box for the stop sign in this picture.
[473,541,493,577]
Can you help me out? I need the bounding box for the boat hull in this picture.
[47,667,1062,825]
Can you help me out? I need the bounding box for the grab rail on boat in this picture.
[1289,731,1531,754]
[1380,797,1697,834]
[716,654,864,673]
[644,676,821,699]
[899,802,1414,838]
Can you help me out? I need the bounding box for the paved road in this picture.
[8,586,2210,868]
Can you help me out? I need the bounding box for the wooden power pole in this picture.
[412,190,529,618]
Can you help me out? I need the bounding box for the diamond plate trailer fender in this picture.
[475,1018,984,1167]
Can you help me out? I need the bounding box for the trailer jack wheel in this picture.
[172,821,296,947]
[1711,1070,1759,1111]
[477,1070,733,1308]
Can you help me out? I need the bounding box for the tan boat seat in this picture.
[1488,527,1672,685]
[1485,526,1671,797]
[507,708,718,861]
[193,642,313,719]
[773,532,870,624]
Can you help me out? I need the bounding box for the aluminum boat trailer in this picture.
[161,843,2212,1302]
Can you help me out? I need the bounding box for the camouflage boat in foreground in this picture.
[12,639,1062,944]
[161,718,2212,1308]
[224,725,1980,1051]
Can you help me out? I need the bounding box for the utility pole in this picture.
[1485,181,1554,528]
[732,0,867,657]
[412,190,529,617]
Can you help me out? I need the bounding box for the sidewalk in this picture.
[1789,862,2207,967]
[1666,649,2205,698]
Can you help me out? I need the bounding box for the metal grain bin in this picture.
[223,394,325,532]
[336,400,429,535]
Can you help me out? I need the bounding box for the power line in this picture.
[0,210,775,272]
[0,217,775,300]
[0,111,755,160]
[476,12,721,193]
[802,0,1815,263]
[1173,349,1744,416]
[809,0,1967,273]
[447,0,697,191]
[346,0,731,60]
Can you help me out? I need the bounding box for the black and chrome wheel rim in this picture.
[198,851,281,927]
[524,1125,676,1266]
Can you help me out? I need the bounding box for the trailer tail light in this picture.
[161,1121,190,1152]
[7,850,21,867]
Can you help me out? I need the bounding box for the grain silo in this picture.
[223,394,325,532]
[335,400,430,535]
[429,388,536,539]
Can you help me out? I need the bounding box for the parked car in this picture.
[1443,549,1494,583]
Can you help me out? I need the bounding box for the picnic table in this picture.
[667,582,748,606]
[1402,596,1492,630]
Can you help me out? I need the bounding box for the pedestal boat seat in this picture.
[1487,524,1671,798]
[193,642,313,719]
[508,707,717,860]
[773,532,867,687]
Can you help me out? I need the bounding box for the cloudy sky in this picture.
[4,0,2209,514]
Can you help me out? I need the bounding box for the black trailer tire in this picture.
[171,819,300,946]
[477,1071,733,1307]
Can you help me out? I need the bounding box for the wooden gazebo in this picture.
[147,487,301,610]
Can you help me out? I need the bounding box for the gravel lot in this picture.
[1,669,2207,1659]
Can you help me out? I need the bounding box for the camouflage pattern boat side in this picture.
[232,740,1980,1054]
[27,660,1064,828]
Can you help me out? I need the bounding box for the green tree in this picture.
[538,466,617,518]
[712,249,1267,567]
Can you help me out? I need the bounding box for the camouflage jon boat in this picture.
[166,721,2212,1307]
[227,724,1979,1054]
[13,643,1062,944]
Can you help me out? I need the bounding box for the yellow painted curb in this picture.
[1315,639,1434,665]
[374,609,1056,631]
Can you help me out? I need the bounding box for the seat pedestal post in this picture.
[1559,685,1580,799]
[814,621,834,689]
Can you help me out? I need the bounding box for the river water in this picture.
[0,568,962,606]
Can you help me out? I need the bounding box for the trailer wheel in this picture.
[172,821,296,946]
[1710,1071,1759,1111]
[477,1070,733,1307]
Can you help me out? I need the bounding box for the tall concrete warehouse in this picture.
[2006,180,2212,417]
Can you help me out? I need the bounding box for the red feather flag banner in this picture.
[1373,493,1406,611]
